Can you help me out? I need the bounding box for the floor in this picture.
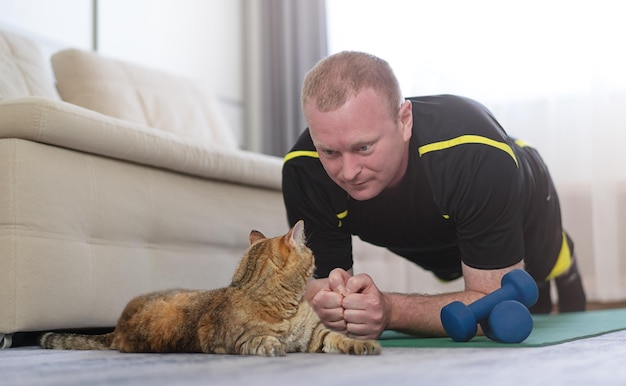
[2,329,625,386]
[3,302,625,386]
[586,300,626,310]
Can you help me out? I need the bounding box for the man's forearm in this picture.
[384,290,485,337]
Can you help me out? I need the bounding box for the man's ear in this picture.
[398,100,413,141]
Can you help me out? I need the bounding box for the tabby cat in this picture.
[39,220,381,356]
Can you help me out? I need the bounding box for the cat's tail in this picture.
[39,332,115,350]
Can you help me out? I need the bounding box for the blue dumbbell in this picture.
[440,269,538,342]
[479,299,534,343]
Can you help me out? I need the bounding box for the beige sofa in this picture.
[0,28,287,348]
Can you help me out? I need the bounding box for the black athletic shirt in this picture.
[282,95,565,282]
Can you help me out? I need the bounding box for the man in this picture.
[282,51,586,340]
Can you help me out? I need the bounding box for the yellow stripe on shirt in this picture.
[546,232,572,280]
[418,135,519,167]
[336,210,348,228]
[284,150,319,163]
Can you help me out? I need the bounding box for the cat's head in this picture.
[230,220,315,296]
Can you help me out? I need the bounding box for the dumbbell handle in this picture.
[469,269,538,321]
[468,285,522,321]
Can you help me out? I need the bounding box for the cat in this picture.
[39,220,381,356]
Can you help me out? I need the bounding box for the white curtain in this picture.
[327,0,626,302]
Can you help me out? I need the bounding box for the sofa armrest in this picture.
[0,97,282,190]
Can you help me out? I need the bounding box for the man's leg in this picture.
[555,255,586,312]
[531,280,553,314]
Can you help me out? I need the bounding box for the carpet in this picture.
[4,330,626,386]
[379,308,626,348]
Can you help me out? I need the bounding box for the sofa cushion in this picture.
[0,28,60,100]
[51,49,239,150]
[0,97,282,190]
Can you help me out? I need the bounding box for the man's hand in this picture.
[342,273,388,339]
[307,269,388,339]
[308,268,352,334]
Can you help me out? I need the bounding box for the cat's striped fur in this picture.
[39,221,381,356]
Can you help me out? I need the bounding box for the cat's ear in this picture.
[288,220,305,248]
[249,230,266,244]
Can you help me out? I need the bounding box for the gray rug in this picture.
[3,330,626,386]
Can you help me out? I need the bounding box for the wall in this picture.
[0,0,93,49]
[0,0,244,145]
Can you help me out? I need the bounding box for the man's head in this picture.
[301,51,403,120]
[301,51,413,201]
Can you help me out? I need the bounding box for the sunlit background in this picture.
[329,0,626,101]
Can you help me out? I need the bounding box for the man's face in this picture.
[304,88,413,201]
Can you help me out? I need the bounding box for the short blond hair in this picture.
[301,51,403,119]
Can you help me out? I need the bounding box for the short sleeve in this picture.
[431,144,525,269]
[282,136,353,278]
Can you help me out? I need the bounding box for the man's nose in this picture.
[341,154,362,181]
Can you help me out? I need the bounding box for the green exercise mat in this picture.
[379,308,626,348]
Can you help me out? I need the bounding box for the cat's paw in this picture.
[343,339,382,355]
[324,336,382,355]
[244,336,286,357]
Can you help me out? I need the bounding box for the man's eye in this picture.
[322,149,336,156]
[358,145,371,152]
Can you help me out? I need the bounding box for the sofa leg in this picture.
[0,333,12,349]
